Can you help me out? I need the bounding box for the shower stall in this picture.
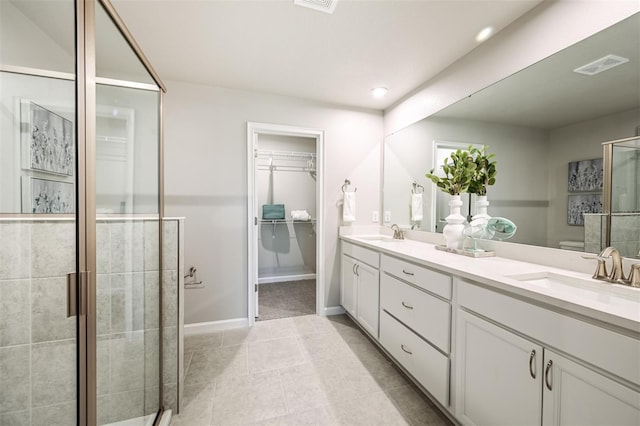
[584,136,640,258]
[0,0,175,424]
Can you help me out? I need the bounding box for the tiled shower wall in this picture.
[0,217,183,425]
[584,213,640,257]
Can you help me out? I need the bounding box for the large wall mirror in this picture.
[384,12,639,257]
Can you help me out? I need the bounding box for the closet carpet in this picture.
[257,279,316,321]
[173,314,453,426]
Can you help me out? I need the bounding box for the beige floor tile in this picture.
[267,316,318,338]
[222,322,272,346]
[330,391,410,426]
[175,315,450,426]
[255,405,336,426]
[184,344,248,385]
[211,370,287,425]
[279,362,331,412]
[386,385,453,426]
[184,332,224,352]
[248,336,306,374]
[170,382,215,426]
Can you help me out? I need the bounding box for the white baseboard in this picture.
[324,305,346,316]
[184,317,249,335]
[258,273,316,284]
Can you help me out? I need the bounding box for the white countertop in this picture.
[341,234,640,334]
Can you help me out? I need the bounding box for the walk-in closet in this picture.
[255,133,317,320]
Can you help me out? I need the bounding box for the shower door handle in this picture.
[67,271,89,318]
[67,273,77,317]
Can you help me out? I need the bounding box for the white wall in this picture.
[163,82,382,325]
[0,0,74,72]
[385,1,640,135]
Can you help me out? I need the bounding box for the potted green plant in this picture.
[468,146,497,196]
[425,147,477,195]
[468,146,497,221]
[425,147,477,249]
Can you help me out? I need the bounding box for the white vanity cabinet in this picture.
[379,254,453,408]
[340,241,380,338]
[456,279,640,426]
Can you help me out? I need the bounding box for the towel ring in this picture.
[412,181,424,194]
[342,179,357,193]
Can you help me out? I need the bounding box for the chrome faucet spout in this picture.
[598,246,626,283]
[390,224,404,240]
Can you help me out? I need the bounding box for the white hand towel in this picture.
[343,191,356,222]
[291,210,311,221]
[411,193,423,221]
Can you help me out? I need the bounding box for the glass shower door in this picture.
[94,3,162,424]
[0,0,79,423]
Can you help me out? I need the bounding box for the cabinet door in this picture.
[355,261,379,338]
[543,349,640,426]
[456,310,543,426]
[341,255,357,316]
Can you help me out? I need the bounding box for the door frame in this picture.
[246,122,325,326]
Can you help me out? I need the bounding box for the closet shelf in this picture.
[259,219,316,224]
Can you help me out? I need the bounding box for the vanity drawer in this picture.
[380,310,449,407]
[381,273,451,352]
[342,241,379,268]
[381,254,452,299]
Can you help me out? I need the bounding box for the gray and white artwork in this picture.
[28,178,74,213]
[568,194,602,226]
[568,158,603,192]
[28,102,74,176]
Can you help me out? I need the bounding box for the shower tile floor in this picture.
[172,314,452,426]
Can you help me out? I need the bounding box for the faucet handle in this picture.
[582,255,608,280]
[626,263,640,287]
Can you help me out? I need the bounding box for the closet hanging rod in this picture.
[256,149,316,160]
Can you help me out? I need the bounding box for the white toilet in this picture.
[559,240,585,251]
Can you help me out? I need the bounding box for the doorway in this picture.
[247,123,324,325]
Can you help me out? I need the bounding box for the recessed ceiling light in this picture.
[476,26,494,43]
[371,87,388,98]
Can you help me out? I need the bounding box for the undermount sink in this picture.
[357,235,404,243]
[507,271,640,308]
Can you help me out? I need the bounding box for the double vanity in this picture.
[340,230,640,426]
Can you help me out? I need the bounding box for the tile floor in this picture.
[172,314,453,426]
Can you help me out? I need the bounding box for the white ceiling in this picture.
[110,0,542,111]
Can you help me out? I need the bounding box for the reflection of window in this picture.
[96,105,135,214]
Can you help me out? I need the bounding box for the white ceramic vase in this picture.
[473,195,491,221]
[443,194,466,249]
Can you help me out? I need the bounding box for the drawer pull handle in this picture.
[402,269,414,276]
[545,360,553,391]
[400,344,412,355]
[529,350,536,379]
[401,301,414,310]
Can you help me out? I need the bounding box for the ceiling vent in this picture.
[573,54,629,76]
[293,0,338,14]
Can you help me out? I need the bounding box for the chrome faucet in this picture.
[598,246,626,283]
[390,224,404,240]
